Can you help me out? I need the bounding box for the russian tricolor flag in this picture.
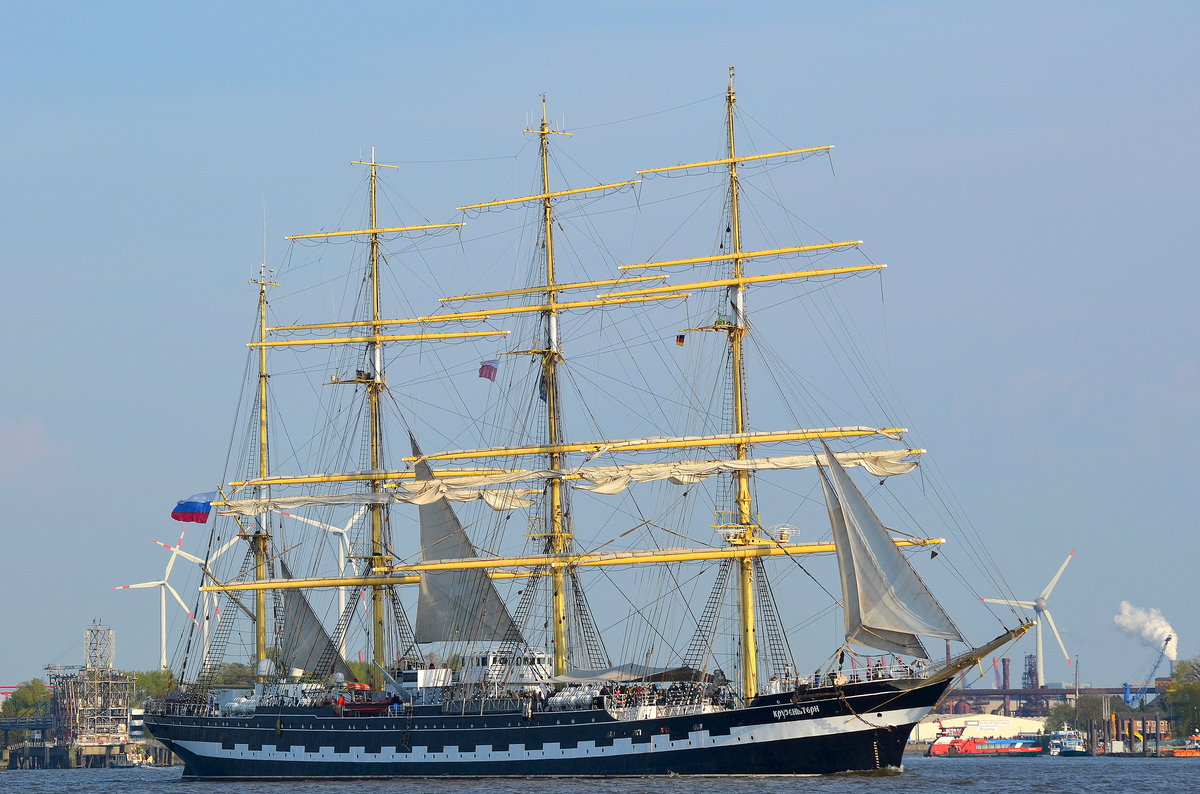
[171,491,217,523]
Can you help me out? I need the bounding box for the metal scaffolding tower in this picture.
[48,621,134,746]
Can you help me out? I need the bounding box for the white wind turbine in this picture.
[274,506,366,652]
[981,550,1075,688]
[113,529,202,669]
[150,534,244,661]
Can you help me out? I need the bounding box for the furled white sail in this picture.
[411,436,521,644]
[819,444,962,659]
[220,449,918,517]
[277,558,356,681]
[218,486,536,516]
[570,450,919,494]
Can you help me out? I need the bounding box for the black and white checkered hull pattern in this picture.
[146,679,948,778]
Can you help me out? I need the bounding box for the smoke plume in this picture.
[1113,601,1178,661]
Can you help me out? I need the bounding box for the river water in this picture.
[0,755,1190,793]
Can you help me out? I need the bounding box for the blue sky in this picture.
[1,1,1196,689]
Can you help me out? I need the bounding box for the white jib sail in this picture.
[818,444,962,659]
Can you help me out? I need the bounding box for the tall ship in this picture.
[143,71,1029,778]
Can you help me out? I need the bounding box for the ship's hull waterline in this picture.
[146,678,948,778]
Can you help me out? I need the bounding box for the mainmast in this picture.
[251,263,275,680]
[532,99,572,678]
[453,101,645,677]
[359,153,394,691]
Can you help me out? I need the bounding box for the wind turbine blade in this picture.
[151,539,205,565]
[340,505,368,534]
[164,526,191,577]
[1040,550,1076,601]
[340,507,367,569]
[1043,609,1071,663]
[980,598,1036,609]
[275,509,344,535]
[275,508,359,574]
[163,543,182,578]
[113,580,164,590]
[164,582,202,627]
[209,535,243,564]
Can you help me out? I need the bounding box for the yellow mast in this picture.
[455,100,628,676]
[532,98,572,677]
[360,153,394,690]
[721,67,760,699]
[275,162,488,688]
[251,264,276,681]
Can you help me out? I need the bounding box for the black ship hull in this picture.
[144,678,949,779]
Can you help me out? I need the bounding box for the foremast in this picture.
[722,67,761,700]
[622,67,859,699]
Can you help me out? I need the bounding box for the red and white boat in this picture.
[926,723,1043,757]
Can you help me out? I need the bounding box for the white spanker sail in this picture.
[411,436,522,645]
[818,444,962,659]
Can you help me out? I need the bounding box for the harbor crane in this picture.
[1124,635,1171,707]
